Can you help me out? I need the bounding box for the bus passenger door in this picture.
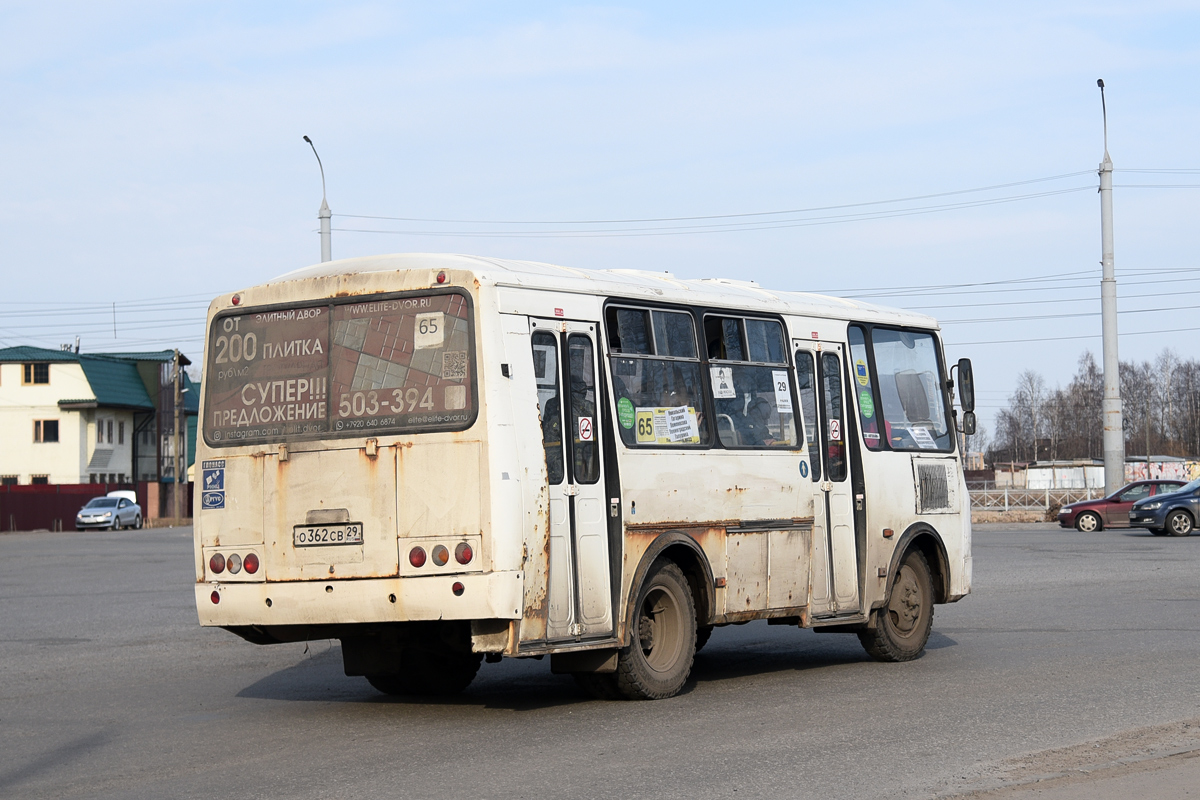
[794,340,860,617]
[530,319,614,642]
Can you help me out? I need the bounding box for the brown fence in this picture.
[0,482,193,532]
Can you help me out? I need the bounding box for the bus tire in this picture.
[858,549,934,663]
[614,560,696,700]
[695,625,714,653]
[366,650,482,697]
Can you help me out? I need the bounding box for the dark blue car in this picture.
[1129,477,1200,536]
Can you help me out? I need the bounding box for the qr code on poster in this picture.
[441,351,468,380]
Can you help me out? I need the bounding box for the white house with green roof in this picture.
[0,346,197,486]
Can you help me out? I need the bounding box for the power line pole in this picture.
[303,135,332,262]
[1098,79,1125,495]
[173,349,183,521]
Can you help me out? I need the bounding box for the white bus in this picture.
[194,253,975,700]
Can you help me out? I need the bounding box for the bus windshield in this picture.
[203,291,476,445]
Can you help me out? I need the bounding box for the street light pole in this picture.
[303,135,331,262]
[1097,79,1125,495]
[173,349,182,521]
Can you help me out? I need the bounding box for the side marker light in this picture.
[211,591,220,604]
[452,582,465,596]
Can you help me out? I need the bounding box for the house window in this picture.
[118,421,125,445]
[34,420,59,443]
[107,420,114,444]
[23,363,50,384]
[1,476,17,485]
[31,475,49,485]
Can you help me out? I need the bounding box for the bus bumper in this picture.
[196,571,523,627]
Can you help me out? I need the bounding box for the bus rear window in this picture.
[204,291,476,445]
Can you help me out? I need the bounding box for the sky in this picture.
[3,1,1199,436]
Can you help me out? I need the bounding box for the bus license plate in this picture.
[293,523,364,546]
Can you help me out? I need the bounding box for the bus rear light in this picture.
[231,294,241,305]
[452,582,465,596]
[227,553,242,574]
[409,547,427,568]
[455,542,472,565]
[209,553,225,574]
[432,545,449,567]
[211,591,220,604]
[243,553,260,574]
[436,271,447,284]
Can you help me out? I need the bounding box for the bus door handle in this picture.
[564,485,580,497]
[820,480,833,493]
[856,494,864,511]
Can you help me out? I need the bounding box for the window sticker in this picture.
[772,370,793,412]
[617,396,635,429]
[635,406,701,444]
[829,418,841,442]
[855,359,870,386]
[710,366,737,399]
[858,390,875,419]
[413,312,445,350]
[910,426,937,449]
[578,416,594,442]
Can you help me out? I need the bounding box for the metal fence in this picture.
[969,487,1098,511]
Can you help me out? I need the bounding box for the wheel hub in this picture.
[888,566,922,633]
[639,613,656,651]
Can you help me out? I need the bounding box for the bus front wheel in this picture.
[858,549,934,662]
[613,560,697,700]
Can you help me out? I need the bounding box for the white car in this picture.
[76,492,143,530]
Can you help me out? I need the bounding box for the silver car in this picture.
[76,495,143,530]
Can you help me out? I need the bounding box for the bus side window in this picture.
[532,331,565,485]
[822,353,848,482]
[795,352,822,482]
[705,316,797,449]
[848,325,883,450]
[566,334,600,484]
[607,306,711,447]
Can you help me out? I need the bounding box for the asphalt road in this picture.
[1,523,1198,800]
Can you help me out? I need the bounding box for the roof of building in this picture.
[0,346,195,412]
[0,346,81,362]
[234,253,939,329]
[75,358,155,410]
[0,346,188,365]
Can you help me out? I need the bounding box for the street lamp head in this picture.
[303,135,312,144]
[1097,79,1104,89]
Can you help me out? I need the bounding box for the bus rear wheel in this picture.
[613,560,696,700]
[858,549,934,662]
[366,649,482,697]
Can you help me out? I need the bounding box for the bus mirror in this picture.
[959,411,977,436]
[956,358,975,413]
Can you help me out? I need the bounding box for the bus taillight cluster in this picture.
[210,551,260,576]
[409,542,472,569]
